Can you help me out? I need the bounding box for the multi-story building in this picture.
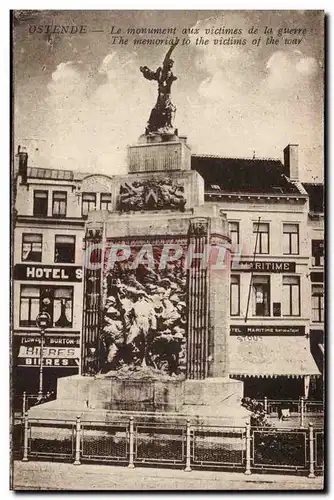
[12,148,83,397]
[303,182,324,399]
[191,144,321,399]
[12,144,323,400]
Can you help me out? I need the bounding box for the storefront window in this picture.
[20,285,73,328]
[252,275,270,316]
[253,222,269,254]
[312,284,324,322]
[21,233,42,262]
[283,223,299,255]
[230,275,240,316]
[282,276,300,316]
[54,235,75,263]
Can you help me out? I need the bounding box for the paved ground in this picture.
[11,460,324,491]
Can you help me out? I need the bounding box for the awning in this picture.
[229,335,321,378]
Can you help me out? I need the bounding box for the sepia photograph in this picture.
[10,9,324,491]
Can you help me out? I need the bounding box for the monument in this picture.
[28,45,249,427]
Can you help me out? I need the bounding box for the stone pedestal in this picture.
[128,138,191,173]
[29,374,249,426]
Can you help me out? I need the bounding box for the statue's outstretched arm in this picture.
[140,65,158,81]
[163,39,179,67]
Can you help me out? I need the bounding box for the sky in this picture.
[13,10,324,181]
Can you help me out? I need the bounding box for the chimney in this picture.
[283,144,299,181]
[16,145,28,184]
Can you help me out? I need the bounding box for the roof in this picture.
[302,183,324,213]
[27,167,92,182]
[191,155,301,195]
[27,167,74,181]
[229,336,320,377]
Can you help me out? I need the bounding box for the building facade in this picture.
[192,145,321,399]
[12,144,323,400]
[303,182,324,399]
[13,149,84,397]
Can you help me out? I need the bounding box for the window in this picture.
[33,190,48,217]
[282,276,300,316]
[22,234,42,262]
[82,193,96,216]
[252,275,270,316]
[312,284,324,322]
[55,235,75,263]
[20,285,73,328]
[228,222,239,250]
[230,275,240,316]
[312,240,324,267]
[100,193,112,211]
[283,223,299,255]
[253,222,269,254]
[20,286,40,326]
[53,288,73,328]
[52,191,67,217]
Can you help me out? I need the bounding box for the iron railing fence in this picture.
[134,422,185,465]
[315,431,324,471]
[17,415,324,477]
[251,427,308,471]
[258,398,324,416]
[81,421,129,463]
[266,400,301,415]
[191,426,245,469]
[13,392,56,417]
[305,402,324,414]
[27,420,75,460]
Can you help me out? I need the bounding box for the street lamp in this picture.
[35,311,52,399]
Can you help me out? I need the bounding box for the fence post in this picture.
[264,396,268,413]
[73,415,81,465]
[22,391,27,416]
[308,423,315,478]
[300,396,305,427]
[184,419,192,472]
[128,416,135,469]
[22,412,29,462]
[244,422,251,475]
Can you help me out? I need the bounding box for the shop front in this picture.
[12,334,80,409]
[229,326,321,400]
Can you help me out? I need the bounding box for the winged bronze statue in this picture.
[140,41,179,135]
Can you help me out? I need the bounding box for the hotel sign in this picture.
[230,325,305,336]
[14,264,83,282]
[232,261,296,272]
[15,335,80,367]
